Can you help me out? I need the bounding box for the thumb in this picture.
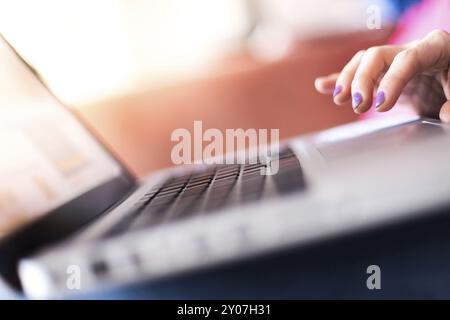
[439,100,450,123]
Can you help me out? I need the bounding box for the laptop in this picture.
[1,34,450,299]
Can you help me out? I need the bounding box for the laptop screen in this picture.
[0,38,122,238]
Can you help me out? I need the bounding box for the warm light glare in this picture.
[0,0,377,105]
[0,0,248,105]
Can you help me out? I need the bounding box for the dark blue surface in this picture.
[389,0,421,15]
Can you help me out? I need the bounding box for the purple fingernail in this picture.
[352,92,363,110]
[375,91,385,108]
[333,85,342,97]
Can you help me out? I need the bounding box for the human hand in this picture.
[315,29,450,122]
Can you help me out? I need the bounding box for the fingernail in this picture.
[352,92,363,110]
[375,91,385,109]
[333,85,342,97]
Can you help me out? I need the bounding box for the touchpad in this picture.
[316,120,445,161]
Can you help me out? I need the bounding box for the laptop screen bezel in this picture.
[0,34,136,289]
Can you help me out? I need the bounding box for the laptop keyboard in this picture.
[103,147,305,237]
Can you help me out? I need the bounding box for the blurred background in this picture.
[0,0,401,176]
[0,0,399,105]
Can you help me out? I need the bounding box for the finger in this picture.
[315,73,339,94]
[376,29,450,112]
[334,50,365,105]
[351,46,403,114]
[439,100,450,123]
